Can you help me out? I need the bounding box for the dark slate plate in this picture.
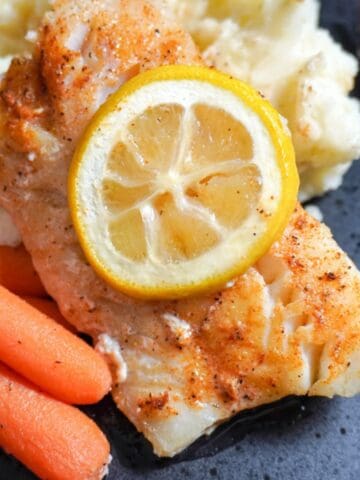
[1,1,359,479]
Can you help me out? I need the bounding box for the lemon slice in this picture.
[69,66,298,300]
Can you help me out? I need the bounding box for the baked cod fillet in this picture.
[1,0,360,457]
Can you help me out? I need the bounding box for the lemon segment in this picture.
[69,65,299,300]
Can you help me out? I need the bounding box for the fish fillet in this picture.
[1,0,360,457]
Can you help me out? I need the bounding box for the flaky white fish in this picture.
[0,0,360,457]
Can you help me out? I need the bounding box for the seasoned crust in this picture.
[1,0,360,458]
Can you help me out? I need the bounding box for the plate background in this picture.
[0,0,359,479]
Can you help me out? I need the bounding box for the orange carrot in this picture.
[0,245,47,297]
[0,363,110,480]
[0,285,112,404]
[22,296,76,333]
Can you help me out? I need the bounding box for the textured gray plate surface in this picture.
[0,0,359,479]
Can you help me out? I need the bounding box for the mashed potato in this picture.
[0,0,49,56]
[160,0,360,199]
[0,0,359,202]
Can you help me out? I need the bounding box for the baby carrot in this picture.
[0,285,112,404]
[0,245,47,297]
[22,296,76,333]
[0,363,111,480]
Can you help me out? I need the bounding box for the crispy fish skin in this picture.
[1,0,360,457]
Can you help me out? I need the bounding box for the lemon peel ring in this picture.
[69,66,299,300]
